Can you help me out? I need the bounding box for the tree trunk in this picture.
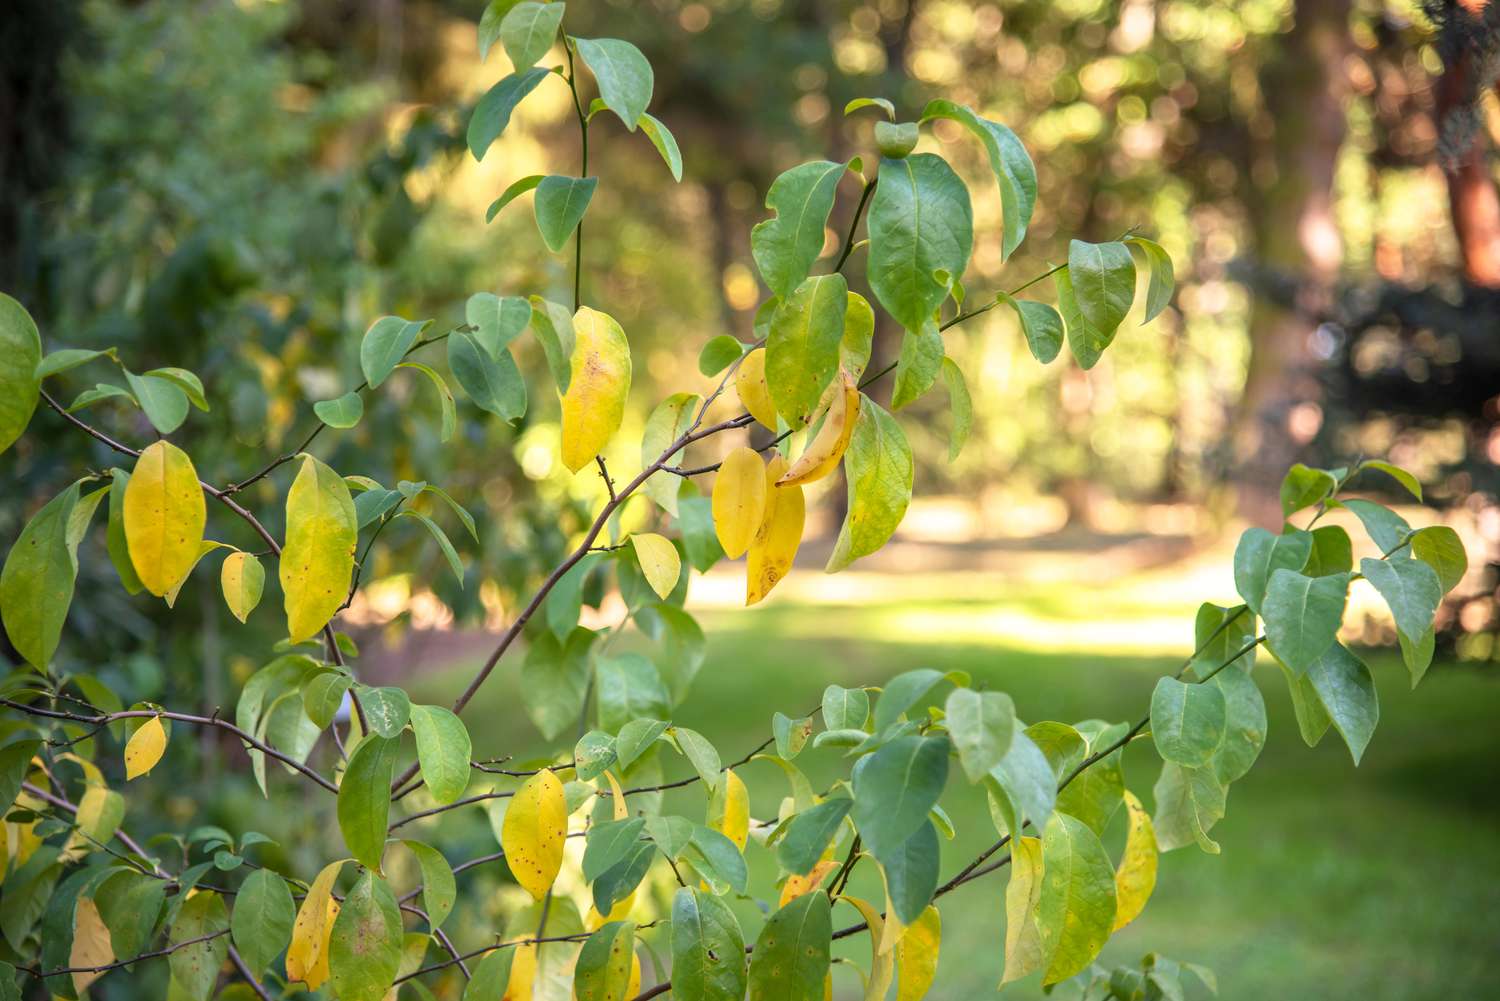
[1431,0,1500,287]
[1233,0,1351,525]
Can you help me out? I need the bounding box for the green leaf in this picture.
[230,869,294,977]
[997,293,1064,365]
[1357,459,1422,501]
[500,1,564,68]
[1232,527,1313,614]
[882,818,941,924]
[302,671,352,730]
[1152,762,1226,854]
[486,174,544,223]
[478,0,524,59]
[527,295,576,393]
[145,366,208,410]
[104,468,144,594]
[418,484,478,542]
[747,890,830,1001]
[655,603,706,702]
[544,554,595,639]
[874,119,919,157]
[1262,569,1348,676]
[2,481,87,669]
[866,153,973,333]
[1305,643,1378,765]
[938,356,971,462]
[821,684,869,731]
[777,797,851,875]
[574,37,653,130]
[0,294,42,454]
[124,369,190,434]
[67,382,134,412]
[402,360,458,440]
[1280,463,1338,517]
[521,627,593,740]
[750,160,846,299]
[766,273,848,424]
[1400,626,1436,687]
[398,509,464,583]
[410,704,472,804]
[595,653,670,732]
[534,175,598,253]
[329,871,403,1001]
[467,293,532,357]
[1054,722,1126,836]
[469,66,550,159]
[575,920,636,1001]
[574,730,616,781]
[845,96,895,119]
[36,347,112,379]
[986,729,1056,835]
[678,488,724,572]
[827,397,913,572]
[338,735,399,872]
[361,686,412,737]
[1066,240,1135,339]
[1055,265,1109,370]
[448,330,526,421]
[1303,524,1353,577]
[615,718,669,770]
[671,887,747,1001]
[76,784,124,842]
[772,712,813,759]
[1125,236,1175,321]
[641,392,701,515]
[672,726,722,792]
[584,818,647,882]
[1209,667,1266,785]
[1360,556,1441,649]
[94,868,165,960]
[872,668,947,732]
[314,391,364,429]
[1280,659,1331,747]
[1189,602,1256,678]
[1037,813,1116,985]
[686,825,748,895]
[168,891,229,1001]
[697,336,744,377]
[1412,525,1467,593]
[592,841,655,915]
[890,320,943,410]
[945,688,1016,782]
[400,839,456,930]
[639,112,683,181]
[1341,498,1411,554]
[361,315,427,389]
[920,101,1036,258]
[465,948,517,1000]
[1150,677,1227,767]
[850,735,949,858]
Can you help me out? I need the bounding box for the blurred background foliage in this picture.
[2,1,1499,996]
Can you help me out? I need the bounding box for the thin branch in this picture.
[19,931,229,979]
[832,177,877,273]
[228,945,276,1001]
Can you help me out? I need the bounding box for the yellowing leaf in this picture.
[220,550,265,623]
[779,859,839,907]
[631,533,681,600]
[164,539,226,608]
[747,455,805,606]
[70,896,115,995]
[280,454,357,643]
[124,716,167,780]
[587,892,636,931]
[602,769,629,821]
[707,768,750,850]
[505,939,538,1000]
[896,905,940,1001]
[1112,790,1158,931]
[123,440,206,597]
[502,768,567,900]
[711,447,766,559]
[778,370,860,486]
[627,951,642,998]
[286,860,343,986]
[1001,835,1044,985]
[735,348,778,430]
[560,306,631,472]
[840,895,894,1001]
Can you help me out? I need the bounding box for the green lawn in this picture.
[410,573,1500,1000]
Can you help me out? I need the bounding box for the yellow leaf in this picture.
[735,348,779,430]
[502,768,567,900]
[286,860,343,986]
[587,891,636,931]
[560,306,631,473]
[70,896,115,995]
[780,859,838,907]
[627,951,642,998]
[1000,835,1045,985]
[840,895,895,1001]
[123,716,166,780]
[123,440,206,597]
[711,447,766,559]
[280,454,357,643]
[220,550,265,624]
[896,905,940,1001]
[504,940,537,1000]
[164,540,225,608]
[1112,790,1158,931]
[630,533,681,600]
[601,768,629,821]
[779,370,860,486]
[707,768,750,850]
[746,455,805,605]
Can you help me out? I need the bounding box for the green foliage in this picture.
[0,6,1466,1001]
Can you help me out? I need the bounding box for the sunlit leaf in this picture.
[503,768,567,900]
[560,306,631,472]
[280,454,357,643]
